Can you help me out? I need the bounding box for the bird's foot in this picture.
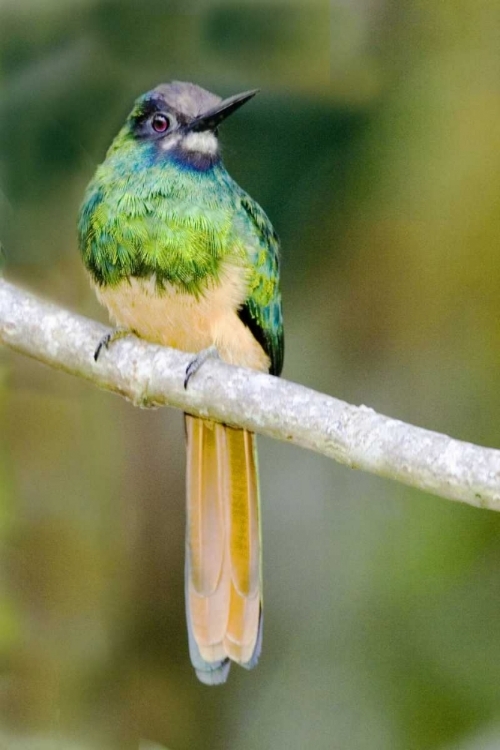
[94,328,130,362]
[184,345,220,389]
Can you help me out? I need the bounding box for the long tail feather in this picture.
[185,415,262,684]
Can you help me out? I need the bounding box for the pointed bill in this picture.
[188,89,259,133]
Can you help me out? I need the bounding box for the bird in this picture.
[78,81,284,685]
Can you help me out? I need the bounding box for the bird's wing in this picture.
[235,192,284,377]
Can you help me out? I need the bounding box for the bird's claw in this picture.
[184,346,219,389]
[94,334,111,362]
[184,361,198,389]
[94,328,130,362]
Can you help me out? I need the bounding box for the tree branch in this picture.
[1,278,499,511]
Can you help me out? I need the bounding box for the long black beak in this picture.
[188,89,259,133]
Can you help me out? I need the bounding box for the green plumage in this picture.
[78,82,283,375]
[79,81,284,685]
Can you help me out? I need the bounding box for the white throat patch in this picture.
[182,131,219,155]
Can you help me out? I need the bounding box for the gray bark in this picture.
[1,278,499,511]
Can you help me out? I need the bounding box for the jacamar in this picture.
[78,81,284,684]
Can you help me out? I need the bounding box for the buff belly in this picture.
[94,266,269,372]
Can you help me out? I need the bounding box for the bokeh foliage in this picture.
[1,0,500,748]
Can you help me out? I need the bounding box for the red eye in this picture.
[151,113,170,133]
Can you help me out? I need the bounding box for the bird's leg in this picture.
[184,345,220,389]
[94,327,131,362]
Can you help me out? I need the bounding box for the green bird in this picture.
[78,81,284,685]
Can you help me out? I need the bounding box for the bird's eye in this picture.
[151,113,170,133]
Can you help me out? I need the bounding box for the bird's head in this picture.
[116,81,258,170]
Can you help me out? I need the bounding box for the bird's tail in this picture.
[184,415,262,685]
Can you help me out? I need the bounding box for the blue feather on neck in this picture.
[168,143,221,172]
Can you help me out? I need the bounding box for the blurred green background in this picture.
[1,0,500,748]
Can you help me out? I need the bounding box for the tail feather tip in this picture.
[196,659,231,686]
[241,608,263,671]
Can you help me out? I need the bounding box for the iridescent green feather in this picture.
[78,114,283,373]
[229,190,283,376]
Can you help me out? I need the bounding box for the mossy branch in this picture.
[1,277,499,511]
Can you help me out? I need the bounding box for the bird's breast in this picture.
[94,263,269,372]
